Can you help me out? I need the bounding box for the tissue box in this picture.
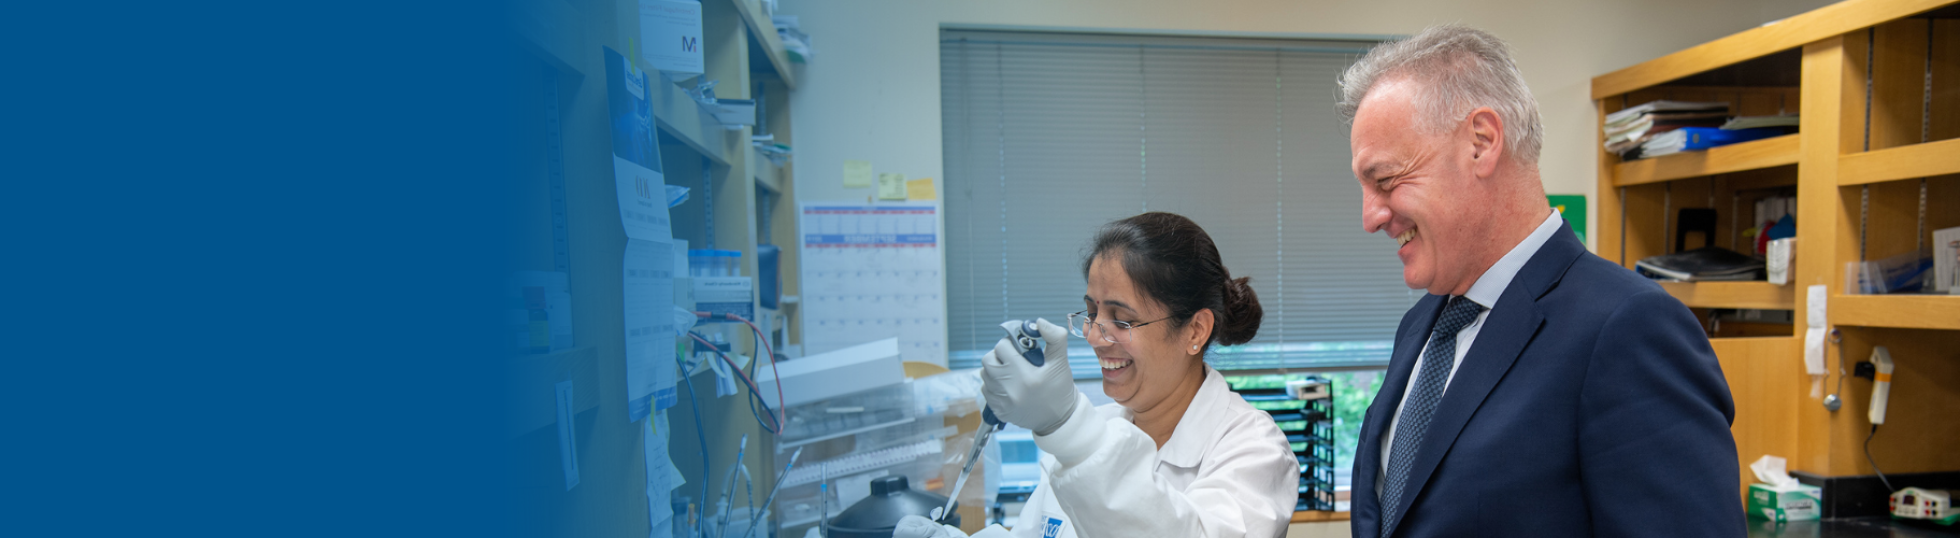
[1747,483,1822,521]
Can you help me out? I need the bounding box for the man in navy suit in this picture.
[1336,25,1744,538]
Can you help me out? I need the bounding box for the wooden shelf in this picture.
[1613,134,1799,186]
[651,77,733,167]
[1291,511,1351,523]
[1659,281,1797,310]
[753,146,783,193]
[1838,137,1960,186]
[724,0,797,89]
[1830,294,1960,330]
[1591,0,1958,99]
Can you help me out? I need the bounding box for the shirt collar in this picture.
[1462,210,1564,308]
[1154,365,1232,468]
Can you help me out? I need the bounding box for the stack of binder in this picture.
[1637,126,1788,158]
[1605,101,1800,159]
[1604,101,1729,157]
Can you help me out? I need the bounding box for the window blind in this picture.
[941,29,1419,375]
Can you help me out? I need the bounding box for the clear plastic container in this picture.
[688,249,742,277]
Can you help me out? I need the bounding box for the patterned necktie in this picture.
[1380,296,1486,538]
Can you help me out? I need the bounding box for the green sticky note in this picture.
[1549,194,1587,245]
[877,173,907,200]
[843,160,873,188]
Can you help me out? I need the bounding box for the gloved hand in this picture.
[893,515,968,538]
[980,318,1080,436]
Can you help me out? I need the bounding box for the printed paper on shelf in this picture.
[604,46,672,242]
[645,417,674,536]
[625,238,679,422]
[614,155,673,241]
[1803,285,1827,375]
[555,380,581,491]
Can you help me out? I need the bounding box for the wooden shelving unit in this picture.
[1832,294,1960,330]
[728,0,798,89]
[753,146,784,194]
[1658,281,1797,310]
[509,0,806,535]
[1594,0,1960,495]
[1613,134,1800,186]
[1838,136,1960,185]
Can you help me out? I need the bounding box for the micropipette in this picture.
[740,446,803,538]
[716,434,748,538]
[936,320,1045,524]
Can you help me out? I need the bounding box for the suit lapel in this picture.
[1353,294,1444,538]
[1386,223,1588,531]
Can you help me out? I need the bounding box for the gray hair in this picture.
[1337,24,1543,166]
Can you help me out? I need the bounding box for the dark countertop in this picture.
[1748,517,1960,537]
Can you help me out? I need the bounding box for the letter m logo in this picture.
[680,36,698,52]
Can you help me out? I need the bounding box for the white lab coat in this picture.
[1008,367,1296,538]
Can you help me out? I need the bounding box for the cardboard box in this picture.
[1747,482,1822,522]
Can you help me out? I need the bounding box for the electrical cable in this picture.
[1866,425,1894,492]
[690,331,776,433]
[688,331,782,433]
[679,362,713,537]
[696,311,785,432]
[736,315,785,437]
[684,313,789,535]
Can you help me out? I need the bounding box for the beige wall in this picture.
[779,0,1840,247]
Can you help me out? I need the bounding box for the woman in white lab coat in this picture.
[897,212,1297,538]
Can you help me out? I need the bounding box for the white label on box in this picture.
[640,0,704,75]
[693,277,753,303]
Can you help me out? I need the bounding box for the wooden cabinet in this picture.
[1592,0,1960,492]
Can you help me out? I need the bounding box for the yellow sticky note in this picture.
[877,173,907,200]
[906,178,936,200]
[843,160,873,188]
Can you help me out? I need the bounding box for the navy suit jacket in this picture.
[1350,222,1744,538]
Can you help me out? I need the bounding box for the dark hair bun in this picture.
[1215,276,1263,346]
[1085,212,1261,350]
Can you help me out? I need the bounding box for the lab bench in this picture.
[1748,517,1960,537]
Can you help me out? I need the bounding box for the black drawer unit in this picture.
[1225,374,1336,512]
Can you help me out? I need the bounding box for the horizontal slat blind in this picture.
[942,30,1414,374]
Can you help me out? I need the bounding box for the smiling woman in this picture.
[901,211,1302,538]
[1078,211,1264,438]
[968,212,1299,538]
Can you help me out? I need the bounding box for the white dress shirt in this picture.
[1376,210,1563,495]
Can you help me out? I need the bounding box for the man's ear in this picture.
[1466,107,1505,179]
